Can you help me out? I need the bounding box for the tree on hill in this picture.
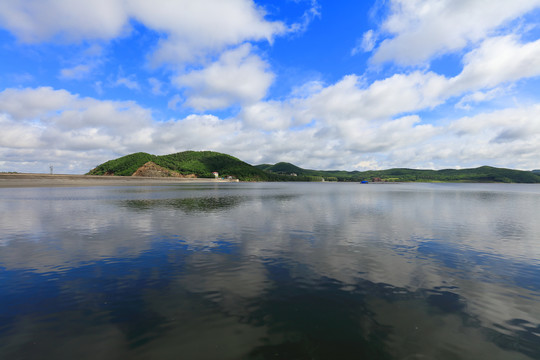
[87,152,156,176]
[88,151,540,183]
[87,151,275,181]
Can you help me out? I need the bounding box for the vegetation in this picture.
[88,152,540,183]
[258,162,540,183]
[88,151,274,181]
[348,166,540,183]
[87,152,156,176]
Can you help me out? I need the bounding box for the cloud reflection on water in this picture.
[0,183,539,359]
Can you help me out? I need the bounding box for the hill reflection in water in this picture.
[0,182,539,359]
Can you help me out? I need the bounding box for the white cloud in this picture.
[0,87,248,172]
[353,159,384,171]
[126,0,286,66]
[0,87,152,155]
[287,0,321,34]
[3,21,540,173]
[114,75,140,90]
[0,0,286,67]
[1,85,540,173]
[0,0,129,43]
[448,35,540,94]
[303,72,447,123]
[175,44,275,111]
[0,87,75,120]
[152,114,241,154]
[369,0,540,65]
[312,35,540,124]
[455,88,506,110]
[0,113,43,149]
[60,64,93,80]
[435,106,540,168]
[241,101,293,131]
[352,30,377,55]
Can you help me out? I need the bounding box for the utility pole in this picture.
[50,165,53,175]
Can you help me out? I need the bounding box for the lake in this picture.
[1,182,539,359]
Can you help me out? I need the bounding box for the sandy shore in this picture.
[0,173,238,188]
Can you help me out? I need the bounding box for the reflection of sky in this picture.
[1,183,539,359]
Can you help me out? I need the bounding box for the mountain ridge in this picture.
[88,152,540,183]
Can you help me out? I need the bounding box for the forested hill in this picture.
[88,152,540,183]
[257,162,540,183]
[88,151,331,182]
[87,151,274,181]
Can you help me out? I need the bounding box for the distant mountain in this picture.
[87,152,540,183]
[258,163,540,183]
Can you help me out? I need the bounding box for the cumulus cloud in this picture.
[0,0,285,66]
[368,0,540,65]
[1,85,540,173]
[175,44,275,111]
[129,0,286,66]
[240,101,294,131]
[438,106,540,168]
[232,32,540,169]
[455,88,506,110]
[0,87,75,120]
[314,34,540,123]
[0,0,129,43]
[0,87,247,172]
[448,35,540,94]
[0,87,152,155]
[0,113,43,149]
[298,72,447,126]
[2,0,540,173]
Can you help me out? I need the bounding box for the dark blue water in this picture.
[1,182,539,359]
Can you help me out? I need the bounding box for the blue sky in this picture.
[1,0,540,174]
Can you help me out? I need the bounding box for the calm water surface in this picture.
[1,182,539,359]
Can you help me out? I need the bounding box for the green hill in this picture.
[258,163,540,183]
[354,166,540,183]
[88,151,540,183]
[87,151,275,181]
[255,162,306,175]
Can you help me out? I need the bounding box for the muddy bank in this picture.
[0,173,236,188]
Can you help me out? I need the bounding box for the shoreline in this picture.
[0,173,238,188]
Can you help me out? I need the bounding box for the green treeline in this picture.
[88,151,266,181]
[87,151,324,182]
[257,163,540,183]
[88,152,540,183]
